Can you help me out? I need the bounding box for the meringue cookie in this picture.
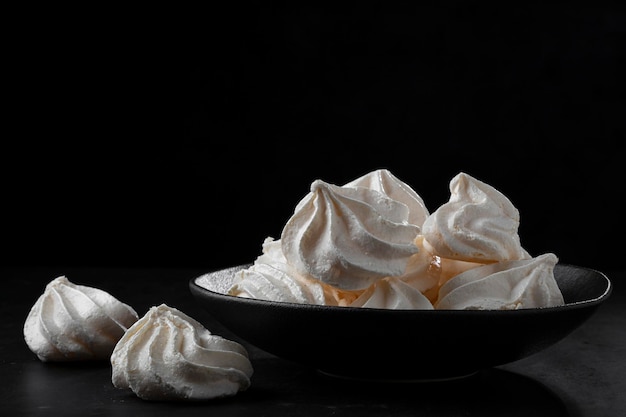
[226,169,566,311]
[422,172,531,263]
[254,236,286,265]
[349,276,435,310]
[228,262,329,305]
[435,253,564,310]
[394,235,441,295]
[281,179,421,290]
[111,304,253,401]
[23,276,139,362]
[231,238,361,306]
[343,168,429,227]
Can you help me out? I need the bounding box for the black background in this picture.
[3,4,625,272]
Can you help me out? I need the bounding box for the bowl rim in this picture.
[189,262,613,315]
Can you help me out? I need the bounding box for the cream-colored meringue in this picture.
[435,253,564,310]
[111,304,253,401]
[228,262,329,305]
[23,276,138,362]
[349,276,435,310]
[343,168,429,227]
[225,169,565,311]
[422,172,531,263]
[254,236,286,265]
[281,179,420,290]
[232,237,361,306]
[394,235,441,294]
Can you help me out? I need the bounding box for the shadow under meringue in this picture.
[235,358,571,417]
[14,356,571,416]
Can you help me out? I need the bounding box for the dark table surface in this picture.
[1,265,624,416]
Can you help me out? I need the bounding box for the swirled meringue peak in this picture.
[111,304,253,401]
[344,168,429,227]
[23,276,139,362]
[435,253,564,310]
[225,169,567,310]
[349,276,435,310]
[422,172,530,263]
[281,179,421,290]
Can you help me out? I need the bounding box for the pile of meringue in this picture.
[23,276,253,401]
[228,170,565,310]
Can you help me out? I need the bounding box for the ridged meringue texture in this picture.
[344,168,429,227]
[230,237,361,306]
[422,172,531,263]
[281,179,421,290]
[435,253,564,310]
[349,277,435,310]
[111,304,253,401]
[229,262,329,305]
[227,169,565,311]
[23,276,139,362]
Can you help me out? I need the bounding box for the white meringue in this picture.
[343,168,429,227]
[393,235,441,295]
[111,304,253,401]
[23,276,139,362]
[254,236,287,265]
[224,169,565,311]
[349,276,434,310]
[422,172,531,263]
[228,262,329,305]
[281,179,421,290]
[435,253,564,310]
[232,237,362,306]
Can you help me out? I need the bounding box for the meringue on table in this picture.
[23,276,139,362]
[111,304,253,401]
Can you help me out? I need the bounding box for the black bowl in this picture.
[189,263,612,381]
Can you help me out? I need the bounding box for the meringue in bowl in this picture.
[190,263,611,381]
[190,169,611,380]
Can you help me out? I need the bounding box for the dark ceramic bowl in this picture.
[189,263,612,381]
